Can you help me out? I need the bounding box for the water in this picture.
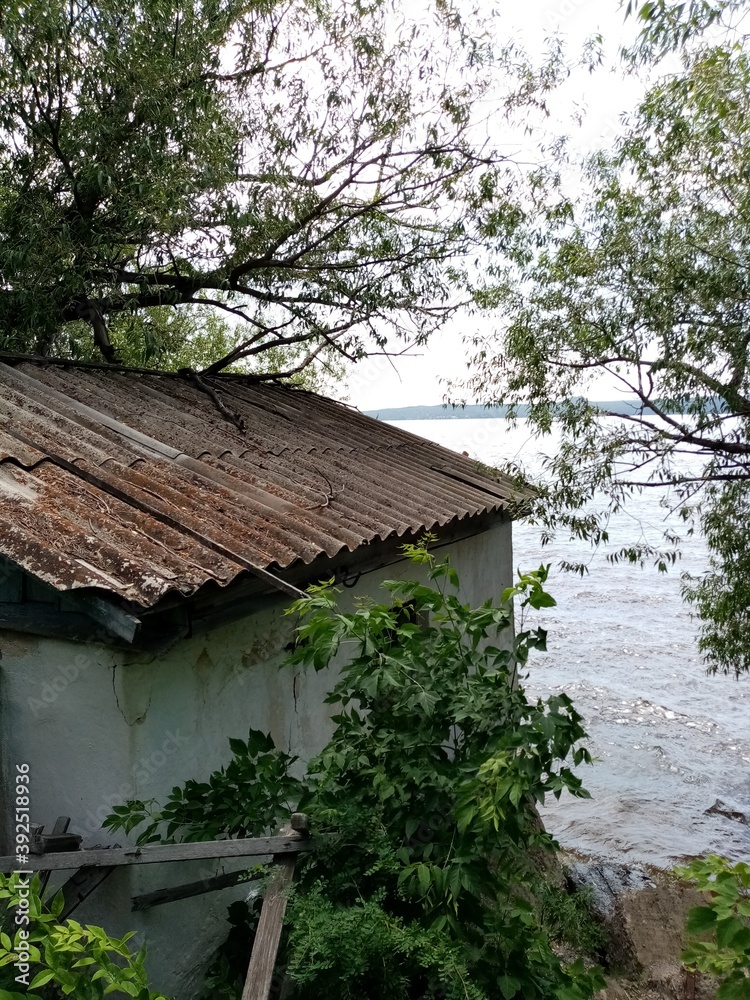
[390,418,750,868]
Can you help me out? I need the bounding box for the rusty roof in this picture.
[0,359,525,609]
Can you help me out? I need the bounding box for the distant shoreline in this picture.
[363,401,651,420]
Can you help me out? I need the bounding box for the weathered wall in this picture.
[0,518,512,998]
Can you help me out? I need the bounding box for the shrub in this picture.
[678,855,750,1000]
[109,543,603,1000]
[0,873,172,1000]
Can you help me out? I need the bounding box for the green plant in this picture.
[104,728,301,843]
[281,546,600,1000]
[0,873,171,1000]
[196,900,261,1000]
[677,856,750,1000]
[535,879,607,958]
[109,544,603,999]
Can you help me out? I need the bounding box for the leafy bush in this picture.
[108,544,603,1000]
[196,900,262,1000]
[103,729,300,843]
[535,879,608,959]
[0,873,171,1000]
[678,855,750,1000]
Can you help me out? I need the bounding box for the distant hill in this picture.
[363,401,652,420]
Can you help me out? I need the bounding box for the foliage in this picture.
[682,481,750,675]
[0,0,517,377]
[109,544,602,1000]
[535,880,608,959]
[104,728,301,843]
[60,306,343,391]
[281,550,600,1000]
[196,900,261,1000]
[468,42,750,674]
[0,873,171,1000]
[677,856,750,1000]
[624,0,743,56]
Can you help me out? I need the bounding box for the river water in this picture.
[390,418,750,868]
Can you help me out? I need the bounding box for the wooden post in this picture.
[241,814,309,1000]
[37,818,77,896]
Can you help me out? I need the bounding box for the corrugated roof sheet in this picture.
[0,359,526,608]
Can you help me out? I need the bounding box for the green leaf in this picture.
[528,589,556,610]
[685,905,719,935]
[716,917,750,950]
[717,976,750,1000]
[417,864,431,896]
[29,970,56,989]
[499,974,521,997]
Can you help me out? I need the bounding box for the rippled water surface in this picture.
[391,418,750,867]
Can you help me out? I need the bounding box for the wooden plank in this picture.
[31,817,81,855]
[58,866,116,919]
[137,607,189,655]
[36,820,70,896]
[23,574,60,605]
[0,835,312,873]
[241,852,297,1000]
[76,594,141,643]
[0,602,107,643]
[241,815,309,1000]
[132,868,261,911]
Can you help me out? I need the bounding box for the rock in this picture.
[565,855,715,999]
[703,799,748,825]
[567,861,656,920]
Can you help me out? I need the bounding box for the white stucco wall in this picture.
[0,518,512,998]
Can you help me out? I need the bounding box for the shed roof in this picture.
[0,358,525,609]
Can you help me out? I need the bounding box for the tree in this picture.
[0,0,510,380]
[467,43,750,676]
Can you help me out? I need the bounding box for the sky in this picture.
[345,0,658,412]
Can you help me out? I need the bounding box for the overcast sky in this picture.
[346,0,658,412]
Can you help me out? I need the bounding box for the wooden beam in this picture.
[0,834,312,873]
[75,595,141,643]
[0,558,22,602]
[136,606,190,655]
[132,868,261,911]
[242,855,296,1000]
[58,866,116,919]
[0,602,108,643]
[31,817,81,855]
